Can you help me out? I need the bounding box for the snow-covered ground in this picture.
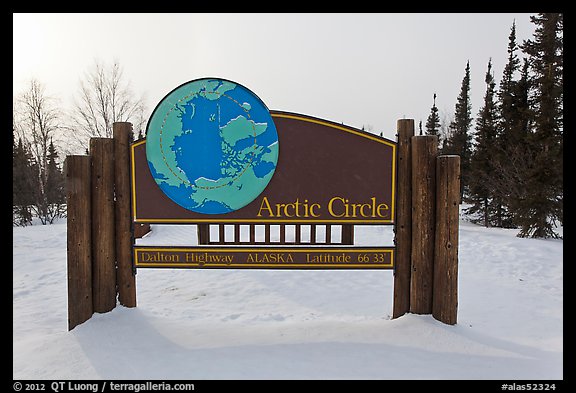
[13,213,562,380]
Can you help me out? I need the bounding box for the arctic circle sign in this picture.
[67,77,460,330]
[145,78,279,214]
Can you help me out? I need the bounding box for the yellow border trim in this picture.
[134,247,394,269]
[131,139,146,221]
[134,218,393,224]
[271,112,396,147]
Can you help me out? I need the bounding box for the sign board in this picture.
[131,78,397,269]
[134,246,394,269]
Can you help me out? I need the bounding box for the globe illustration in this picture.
[146,78,279,214]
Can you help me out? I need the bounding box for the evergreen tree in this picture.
[45,139,65,206]
[498,21,522,148]
[12,134,37,226]
[500,59,536,231]
[444,61,473,199]
[468,59,499,227]
[491,21,528,229]
[516,13,563,238]
[425,93,441,138]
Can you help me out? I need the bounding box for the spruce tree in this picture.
[425,93,441,138]
[492,21,527,229]
[498,21,522,148]
[516,13,563,238]
[468,59,499,227]
[500,59,534,231]
[45,139,65,207]
[444,61,473,200]
[12,135,36,226]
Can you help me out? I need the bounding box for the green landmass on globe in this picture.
[146,78,279,214]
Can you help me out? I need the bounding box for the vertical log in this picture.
[90,138,117,313]
[433,155,460,325]
[410,135,438,314]
[114,122,137,308]
[65,155,93,330]
[393,119,414,319]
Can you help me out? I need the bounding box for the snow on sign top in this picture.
[133,85,397,224]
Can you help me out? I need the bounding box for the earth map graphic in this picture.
[146,78,279,214]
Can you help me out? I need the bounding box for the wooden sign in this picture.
[130,77,396,270]
[134,246,394,269]
[132,107,396,225]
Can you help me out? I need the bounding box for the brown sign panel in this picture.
[131,111,396,224]
[134,246,394,269]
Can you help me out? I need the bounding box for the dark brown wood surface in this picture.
[90,138,117,313]
[65,155,93,330]
[114,123,137,308]
[433,155,460,325]
[131,111,396,224]
[393,119,414,319]
[202,224,355,245]
[410,135,438,314]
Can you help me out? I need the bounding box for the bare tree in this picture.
[69,59,147,152]
[438,109,454,152]
[13,79,66,224]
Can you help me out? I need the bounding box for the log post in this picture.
[90,138,117,313]
[65,155,93,330]
[114,122,137,308]
[433,155,460,325]
[392,119,414,319]
[410,135,438,314]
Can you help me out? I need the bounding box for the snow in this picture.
[13,212,563,380]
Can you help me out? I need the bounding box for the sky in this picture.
[13,13,537,142]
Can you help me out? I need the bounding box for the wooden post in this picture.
[219,224,225,243]
[90,138,117,313]
[310,225,317,244]
[295,224,301,244]
[433,155,460,325]
[65,155,93,330]
[393,119,414,318]
[341,224,354,245]
[114,122,137,308]
[234,224,241,243]
[410,135,438,314]
[197,224,210,244]
[264,224,271,244]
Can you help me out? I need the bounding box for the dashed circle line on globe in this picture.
[158,89,259,191]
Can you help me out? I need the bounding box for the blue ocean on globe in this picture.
[146,79,279,214]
